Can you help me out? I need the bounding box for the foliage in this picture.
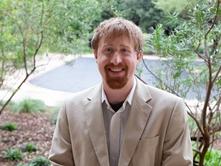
[21,143,37,153]
[192,141,221,166]
[0,0,52,71]
[88,0,166,34]
[153,0,197,13]
[11,99,46,113]
[0,0,54,115]
[3,148,23,161]
[16,163,27,166]
[29,156,51,166]
[203,149,221,166]
[150,0,221,165]
[46,0,102,54]
[113,0,165,32]
[0,0,183,114]
[0,122,17,131]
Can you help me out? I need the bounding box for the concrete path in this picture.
[0,54,202,107]
[29,56,162,93]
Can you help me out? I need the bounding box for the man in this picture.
[49,17,193,166]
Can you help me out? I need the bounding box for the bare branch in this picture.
[212,66,221,84]
[0,69,35,115]
[141,58,181,96]
[141,56,206,137]
[187,111,204,136]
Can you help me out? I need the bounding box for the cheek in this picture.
[127,60,138,74]
[96,58,107,72]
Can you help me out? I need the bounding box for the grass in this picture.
[203,149,221,166]
[0,122,17,131]
[29,156,51,166]
[3,148,23,161]
[11,99,46,113]
[21,143,37,153]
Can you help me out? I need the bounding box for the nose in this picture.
[110,52,122,65]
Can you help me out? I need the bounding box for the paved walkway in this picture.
[0,54,200,107]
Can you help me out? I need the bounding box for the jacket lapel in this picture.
[85,84,110,166]
[118,79,153,166]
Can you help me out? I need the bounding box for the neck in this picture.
[103,78,134,104]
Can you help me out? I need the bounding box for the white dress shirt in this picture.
[101,78,136,166]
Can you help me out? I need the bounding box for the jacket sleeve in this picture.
[49,104,75,166]
[162,99,193,166]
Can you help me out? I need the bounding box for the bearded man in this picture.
[49,17,193,166]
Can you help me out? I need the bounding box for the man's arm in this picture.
[49,104,75,166]
[162,99,193,166]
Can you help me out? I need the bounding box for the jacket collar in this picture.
[118,78,152,166]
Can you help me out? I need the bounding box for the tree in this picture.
[0,0,54,114]
[0,0,105,114]
[149,0,221,165]
[119,0,165,32]
[46,0,102,53]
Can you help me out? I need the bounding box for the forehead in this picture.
[100,33,134,47]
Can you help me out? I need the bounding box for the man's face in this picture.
[94,34,142,89]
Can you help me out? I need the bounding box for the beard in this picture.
[104,63,128,89]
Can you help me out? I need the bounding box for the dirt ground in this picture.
[0,109,221,166]
[0,110,55,166]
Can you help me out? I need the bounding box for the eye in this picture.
[121,48,130,55]
[122,48,128,52]
[103,47,114,55]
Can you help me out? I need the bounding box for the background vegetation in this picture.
[0,0,221,165]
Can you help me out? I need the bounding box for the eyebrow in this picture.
[103,44,131,48]
[119,44,131,49]
[103,44,113,47]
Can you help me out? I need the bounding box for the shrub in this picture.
[16,163,27,166]
[3,148,23,161]
[29,156,51,166]
[21,143,37,153]
[0,122,17,131]
[204,149,221,166]
[11,99,46,113]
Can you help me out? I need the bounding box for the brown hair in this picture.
[91,17,144,52]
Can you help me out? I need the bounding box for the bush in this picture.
[0,122,17,131]
[21,143,37,153]
[29,156,51,166]
[143,33,155,55]
[204,149,221,166]
[16,163,27,166]
[3,148,23,161]
[11,99,46,113]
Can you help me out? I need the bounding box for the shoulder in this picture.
[147,85,182,103]
[136,80,185,114]
[57,84,101,121]
[146,85,187,118]
[136,79,182,104]
[64,84,100,105]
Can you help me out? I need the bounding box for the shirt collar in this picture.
[101,77,137,108]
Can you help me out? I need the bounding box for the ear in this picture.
[137,51,143,61]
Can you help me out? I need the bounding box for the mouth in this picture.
[106,66,126,77]
[104,64,128,89]
[108,67,125,72]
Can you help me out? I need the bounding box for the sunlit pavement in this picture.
[0,53,77,107]
[0,54,200,108]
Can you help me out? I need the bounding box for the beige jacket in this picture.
[49,79,193,166]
